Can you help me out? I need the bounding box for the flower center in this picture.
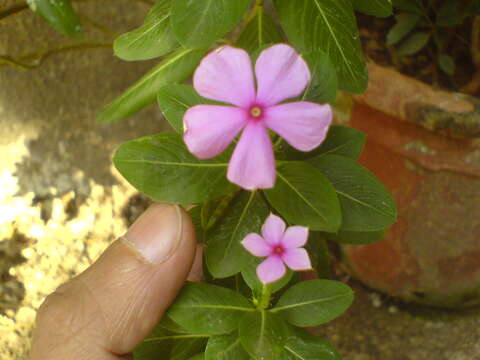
[250,106,262,118]
[273,245,284,256]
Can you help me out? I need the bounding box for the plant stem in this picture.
[258,284,271,309]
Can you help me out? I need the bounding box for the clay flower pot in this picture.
[340,63,480,308]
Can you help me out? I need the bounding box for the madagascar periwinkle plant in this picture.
[27,0,399,358]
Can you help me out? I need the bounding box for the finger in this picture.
[30,203,197,360]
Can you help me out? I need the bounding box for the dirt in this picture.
[0,1,480,359]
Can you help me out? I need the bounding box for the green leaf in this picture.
[239,311,290,360]
[187,355,205,360]
[309,155,397,231]
[171,0,251,47]
[327,229,385,244]
[274,0,368,93]
[438,54,456,75]
[188,206,206,244]
[205,333,249,360]
[206,191,269,278]
[271,279,353,326]
[352,0,393,18]
[113,133,237,204]
[393,0,424,14]
[284,328,341,360]
[171,338,208,360]
[27,0,83,38]
[167,282,254,334]
[397,31,430,56]
[133,326,173,359]
[157,85,220,133]
[264,162,341,232]
[97,47,206,123]
[386,12,421,45]
[436,0,465,27]
[242,259,294,296]
[237,8,283,54]
[305,232,331,279]
[114,0,178,61]
[302,50,338,104]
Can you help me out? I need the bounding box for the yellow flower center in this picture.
[250,106,262,118]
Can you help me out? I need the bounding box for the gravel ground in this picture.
[1,1,480,359]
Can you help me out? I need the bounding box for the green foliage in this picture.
[309,155,397,231]
[272,280,354,327]
[97,48,206,123]
[171,0,251,47]
[205,191,269,278]
[237,8,283,54]
[386,13,421,45]
[274,0,368,93]
[264,162,342,232]
[352,0,393,17]
[396,31,430,56]
[113,133,237,204]
[167,282,254,334]
[114,0,178,61]
[284,329,341,360]
[302,51,338,104]
[205,333,249,360]
[27,0,83,38]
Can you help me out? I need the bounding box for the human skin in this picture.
[29,203,201,360]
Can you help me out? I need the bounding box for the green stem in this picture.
[258,284,271,309]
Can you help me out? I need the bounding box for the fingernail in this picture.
[124,204,183,265]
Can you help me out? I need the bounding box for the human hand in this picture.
[30,203,200,360]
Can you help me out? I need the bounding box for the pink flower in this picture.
[241,214,312,284]
[183,44,332,190]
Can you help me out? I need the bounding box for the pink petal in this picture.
[282,248,312,271]
[193,46,256,107]
[255,44,311,106]
[257,256,286,284]
[261,214,286,246]
[227,122,276,190]
[242,233,272,257]
[183,105,247,159]
[281,226,309,249]
[264,102,332,152]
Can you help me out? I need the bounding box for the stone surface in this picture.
[1,1,480,359]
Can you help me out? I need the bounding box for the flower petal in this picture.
[281,226,309,249]
[183,105,247,159]
[264,102,332,152]
[282,248,312,271]
[255,44,311,106]
[242,233,272,257]
[193,46,256,107]
[261,214,286,246]
[257,256,286,284]
[227,122,276,190]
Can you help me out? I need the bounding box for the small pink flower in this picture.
[183,44,332,190]
[241,214,312,284]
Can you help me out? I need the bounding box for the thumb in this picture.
[30,203,197,359]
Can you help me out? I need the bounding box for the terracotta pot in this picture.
[340,63,480,308]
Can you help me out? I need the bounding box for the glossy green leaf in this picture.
[302,50,338,104]
[114,0,178,61]
[97,47,206,123]
[264,162,341,232]
[167,282,254,334]
[27,0,83,37]
[274,0,368,93]
[206,191,269,278]
[386,12,421,45]
[438,54,456,75]
[284,328,341,360]
[239,311,290,360]
[205,333,249,360]
[171,0,251,47]
[158,315,191,334]
[171,338,208,360]
[237,8,283,53]
[327,229,385,244]
[305,232,331,279]
[157,85,220,133]
[113,133,237,204]
[133,326,172,359]
[187,355,205,360]
[188,206,206,244]
[309,155,397,231]
[352,0,393,18]
[397,31,430,56]
[272,280,353,326]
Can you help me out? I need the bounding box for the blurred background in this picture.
[1,0,480,359]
